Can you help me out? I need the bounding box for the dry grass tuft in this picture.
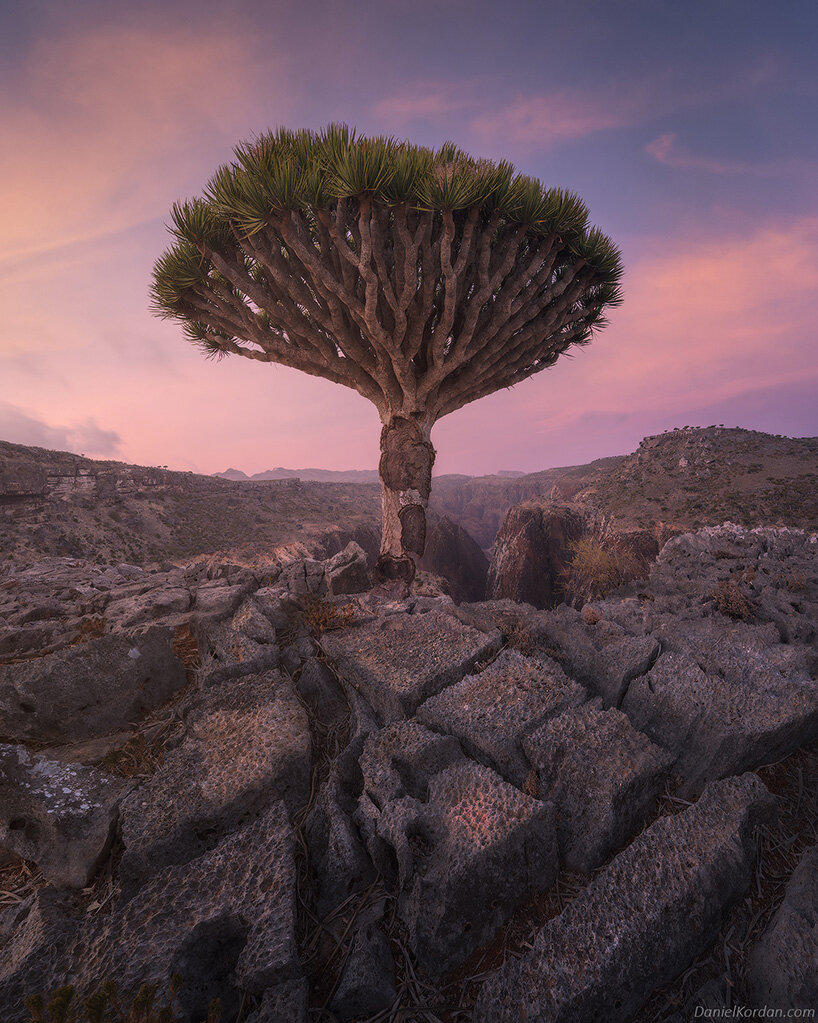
[710,580,756,621]
[302,596,360,634]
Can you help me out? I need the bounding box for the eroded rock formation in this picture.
[0,524,816,1021]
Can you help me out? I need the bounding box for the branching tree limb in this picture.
[151,125,623,584]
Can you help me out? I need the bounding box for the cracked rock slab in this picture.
[528,604,660,707]
[474,773,775,1023]
[321,612,501,723]
[356,721,558,977]
[522,704,674,872]
[417,648,587,787]
[0,627,188,743]
[622,646,818,796]
[0,745,128,888]
[0,805,302,1023]
[119,671,310,884]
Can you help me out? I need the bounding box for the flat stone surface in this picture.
[119,670,310,884]
[473,774,775,1023]
[0,627,188,743]
[320,611,501,722]
[748,842,818,1010]
[623,645,818,796]
[356,721,558,977]
[0,744,128,887]
[417,648,586,786]
[522,704,673,872]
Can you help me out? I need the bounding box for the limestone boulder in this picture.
[0,745,129,888]
[0,888,80,1020]
[245,979,309,1023]
[622,647,818,796]
[0,806,303,1023]
[324,542,371,596]
[296,656,347,728]
[103,586,191,630]
[330,919,396,1020]
[522,704,674,872]
[305,736,376,918]
[192,580,251,620]
[0,627,188,743]
[356,721,558,977]
[748,843,818,1010]
[528,603,660,707]
[198,600,280,686]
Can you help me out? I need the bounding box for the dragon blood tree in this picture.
[151,125,623,584]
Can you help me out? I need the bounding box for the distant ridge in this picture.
[212,466,381,483]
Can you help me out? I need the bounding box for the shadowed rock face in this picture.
[421,516,489,602]
[748,842,818,1010]
[0,627,188,744]
[488,502,588,608]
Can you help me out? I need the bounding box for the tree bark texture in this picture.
[375,416,436,584]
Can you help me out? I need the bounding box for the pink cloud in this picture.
[372,85,469,124]
[645,133,757,175]
[471,91,634,145]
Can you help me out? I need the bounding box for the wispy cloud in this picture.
[373,80,650,146]
[0,403,122,456]
[471,90,639,146]
[372,84,471,124]
[646,133,755,175]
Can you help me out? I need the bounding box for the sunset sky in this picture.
[1,0,816,475]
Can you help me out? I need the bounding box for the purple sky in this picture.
[1,0,816,475]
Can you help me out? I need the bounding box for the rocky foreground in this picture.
[1,525,817,1021]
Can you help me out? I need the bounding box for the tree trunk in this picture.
[374,414,436,586]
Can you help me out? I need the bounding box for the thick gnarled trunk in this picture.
[375,415,436,585]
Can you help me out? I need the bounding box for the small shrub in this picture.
[711,581,756,621]
[564,536,646,606]
[582,605,601,626]
[504,620,536,656]
[779,570,807,592]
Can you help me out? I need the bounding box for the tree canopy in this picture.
[151,124,622,422]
